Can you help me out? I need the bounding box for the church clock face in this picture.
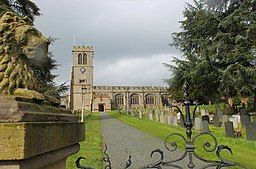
[80,67,86,73]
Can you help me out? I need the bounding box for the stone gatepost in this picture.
[0,95,85,169]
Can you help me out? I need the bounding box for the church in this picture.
[69,45,169,112]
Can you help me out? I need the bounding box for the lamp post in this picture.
[81,85,87,122]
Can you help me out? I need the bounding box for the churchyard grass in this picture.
[109,111,256,169]
[66,113,103,169]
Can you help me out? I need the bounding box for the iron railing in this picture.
[76,81,247,169]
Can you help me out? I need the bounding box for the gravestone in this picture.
[240,108,250,128]
[225,121,234,138]
[167,115,171,125]
[245,124,256,141]
[160,114,165,123]
[232,115,241,123]
[213,115,220,127]
[172,115,178,126]
[202,115,210,123]
[229,117,238,129]
[222,115,229,127]
[201,109,209,116]
[149,112,153,120]
[203,121,209,132]
[180,117,185,128]
[155,110,159,122]
[252,117,256,125]
[139,110,142,119]
[195,117,203,131]
[217,111,223,119]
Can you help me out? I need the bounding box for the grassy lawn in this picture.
[66,113,103,169]
[109,111,256,169]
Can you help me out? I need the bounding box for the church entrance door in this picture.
[98,104,104,112]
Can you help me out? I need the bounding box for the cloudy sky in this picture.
[34,0,194,86]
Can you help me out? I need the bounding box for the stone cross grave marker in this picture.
[203,121,209,132]
[229,117,238,129]
[213,115,220,127]
[195,117,203,131]
[225,121,234,138]
[245,124,256,141]
[232,114,241,124]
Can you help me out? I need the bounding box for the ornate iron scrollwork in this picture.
[76,81,247,169]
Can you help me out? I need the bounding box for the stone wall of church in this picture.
[91,86,169,112]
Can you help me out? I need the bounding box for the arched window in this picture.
[145,95,155,105]
[83,53,87,64]
[78,53,82,64]
[114,94,124,105]
[130,94,139,105]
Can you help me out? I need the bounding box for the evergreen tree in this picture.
[0,0,40,21]
[167,0,256,104]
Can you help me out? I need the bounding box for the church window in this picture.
[115,95,124,105]
[78,53,82,64]
[83,53,87,64]
[130,94,139,105]
[146,95,155,104]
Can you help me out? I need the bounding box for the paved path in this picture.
[100,113,206,169]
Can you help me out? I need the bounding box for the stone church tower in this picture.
[69,45,169,112]
[70,46,94,111]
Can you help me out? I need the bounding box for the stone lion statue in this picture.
[0,12,50,94]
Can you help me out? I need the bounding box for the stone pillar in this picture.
[0,96,85,169]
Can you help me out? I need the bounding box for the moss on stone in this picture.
[14,88,45,101]
[44,95,61,107]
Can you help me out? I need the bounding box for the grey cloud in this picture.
[34,0,194,85]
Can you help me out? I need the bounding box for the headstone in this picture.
[160,114,165,123]
[195,117,203,131]
[172,115,178,126]
[167,115,171,125]
[149,112,153,120]
[213,115,220,127]
[217,111,223,119]
[202,115,210,123]
[139,110,142,119]
[155,110,159,122]
[201,109,209,116]
[245,124,256,141]
[240,108,250,128]
[225,121,234,138]
[203,121,209,132]
[232,115,241,123]
[229,117,238,129]
[222,115,229,127]
[252,117,256,125]
[180,117,185,128]
[177,112,181,120]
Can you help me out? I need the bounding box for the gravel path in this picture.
[100,113,208,169]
